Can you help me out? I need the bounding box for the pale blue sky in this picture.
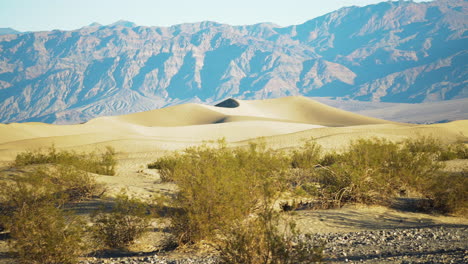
[0,0,431,32]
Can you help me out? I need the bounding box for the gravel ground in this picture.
[317,226,468,263]
[80,226,468,264]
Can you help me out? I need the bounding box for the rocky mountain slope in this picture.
[0,28,20,35]
[0,0,466,124]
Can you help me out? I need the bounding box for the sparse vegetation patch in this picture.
[284,137,467,214]
[14,145,117,175]
[92,192,151,249]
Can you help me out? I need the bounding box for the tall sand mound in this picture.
[211,96,392,126]
[103,96,393,127]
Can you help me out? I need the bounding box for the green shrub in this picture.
[287,138,444,207]
[8,203,87,264]
[219,208,324,264]
[0,171,88,264]
[8,166,100,204]
[163,142,289,244]
[404,136,468,161]
[14,145,117,175]
[290,140,322,169]
[404,136,444,155]
[319,152,340,166]
[147,153,180,182]
[98,146,117,175]
[0,169,59,230]
[439,142,468,161]
[0,145,116,263]
[422,173,468,214]
[49,165,104,202]
[92,192,151,249]
[332,138,442,204]
[0,149,109,264]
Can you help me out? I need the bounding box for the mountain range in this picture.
[0,0,466,124]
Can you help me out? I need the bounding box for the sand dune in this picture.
[0,96,466,161]
[111,96,392,127]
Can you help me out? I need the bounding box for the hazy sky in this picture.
[1,0,432,32]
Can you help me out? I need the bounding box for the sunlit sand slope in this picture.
[0,96,466,161]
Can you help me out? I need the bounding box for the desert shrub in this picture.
[285,168,317,194]
[219,207,324,264]
[147,153,180,182]
[164,142,289,244]
[421,173,468,214]
[50,165,102,202]
[0,165,101,240]
[319,152,340,166]
[0,169,59,230]
[14,145,117,175]
[8,203,86,264]
[439,142,468,161]
[0,170,88,264]
[290,140,322,169]
[0,154,104,263]
[404,136,444,155]
[97,146,117,175]
[92,192,151,249]
[404,136,468,161]
[331,138,443,204]
[10,166,100,204]
[287,138,444,207]
[294,139,403,205]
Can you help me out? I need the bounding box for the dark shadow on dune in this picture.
[213,117,229,124]
[214,98,239,108]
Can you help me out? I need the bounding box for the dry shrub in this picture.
[287,138,444,207]
[8,203,86,264]
[0,171,88,264]
[290,139,322,169]
[153,140,324,261]
[147,153,180,182]
[0,165,100,225]
[14,145,117,175]
[420,172,468,214]
[219,208,324,264]
[404,136,444,155]
[4,165,101,205]
[0,155,104,263]
[160,141,289,244]
[92,192,151,249]
[332,138,442,204]
[404,136,468,161]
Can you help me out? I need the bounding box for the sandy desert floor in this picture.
[0,96,467,263]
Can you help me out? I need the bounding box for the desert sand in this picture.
[0,96,466,162]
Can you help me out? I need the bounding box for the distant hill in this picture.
[0,0,466,124]
[0,28,20,35]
